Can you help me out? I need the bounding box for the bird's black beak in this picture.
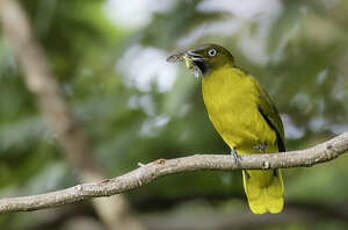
[186,50,209,75]
[186,50,204,60]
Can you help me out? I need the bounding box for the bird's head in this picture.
[185,44,234,76]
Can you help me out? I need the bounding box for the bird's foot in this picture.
[253,144,267,153]
[231,148,242,165]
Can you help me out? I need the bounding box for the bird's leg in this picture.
[253,144,267,153]
[231,148,242,165]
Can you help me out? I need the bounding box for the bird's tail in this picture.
[242,169,284,214]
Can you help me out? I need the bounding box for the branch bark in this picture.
[0,131,347,213]
[0,1,145,229]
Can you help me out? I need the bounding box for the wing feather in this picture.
[254,80,286,152]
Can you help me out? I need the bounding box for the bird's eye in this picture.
[208,49,217,57]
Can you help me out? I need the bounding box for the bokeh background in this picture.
[1,0,348,229]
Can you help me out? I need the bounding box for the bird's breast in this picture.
[202,67,276,151]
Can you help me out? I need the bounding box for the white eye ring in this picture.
[208,48,217,57]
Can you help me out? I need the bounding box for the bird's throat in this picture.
[193,60,209,75]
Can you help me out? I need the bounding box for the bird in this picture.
[167,44,285,214]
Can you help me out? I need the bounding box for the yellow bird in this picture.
[168,44,285,214]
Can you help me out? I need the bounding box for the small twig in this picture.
[0,132,347,213]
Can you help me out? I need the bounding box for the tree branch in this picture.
[0,131,347,213]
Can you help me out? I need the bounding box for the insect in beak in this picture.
[166,50,206,78]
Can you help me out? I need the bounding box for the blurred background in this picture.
[0,0,348,229]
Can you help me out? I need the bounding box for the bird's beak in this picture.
[186,50,205,61]
[185,49,209,75]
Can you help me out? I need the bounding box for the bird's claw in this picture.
[253,144,267,153]
[231,149,242,165]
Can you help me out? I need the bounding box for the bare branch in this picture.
[0,131,347,213]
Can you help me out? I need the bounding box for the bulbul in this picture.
[168,44,286,214]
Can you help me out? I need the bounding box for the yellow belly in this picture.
[202,66,277,154]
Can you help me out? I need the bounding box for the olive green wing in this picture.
[255,80,286,152]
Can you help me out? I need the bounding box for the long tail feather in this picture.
[242,169,284,214]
